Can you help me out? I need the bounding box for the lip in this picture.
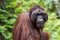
[37,23,43,26]
[37,22,43,24]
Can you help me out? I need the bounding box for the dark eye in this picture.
[36,13,43,16]
[39,13,44,15]
[35,13,40,16]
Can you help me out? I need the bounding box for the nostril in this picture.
[37,19,44,23]
[39,18,41,19]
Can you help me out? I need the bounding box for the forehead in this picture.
[32,8,46,13]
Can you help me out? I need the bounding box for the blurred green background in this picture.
[0,0,60,40]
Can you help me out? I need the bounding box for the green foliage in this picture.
[44,12,60,40]
[0,0,60,40]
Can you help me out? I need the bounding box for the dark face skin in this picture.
[36,15,44,28]
[31,8,48,30]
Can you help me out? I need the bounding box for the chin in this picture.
[37,23,43,26]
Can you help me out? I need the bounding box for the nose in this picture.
[39,18,43,22]
[37,18,44,23]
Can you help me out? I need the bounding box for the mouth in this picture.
[37,22,43,25]
[36,22,44,27]
[37,23,43,27]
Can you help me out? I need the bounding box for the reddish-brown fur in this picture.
[13,4,49,40]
